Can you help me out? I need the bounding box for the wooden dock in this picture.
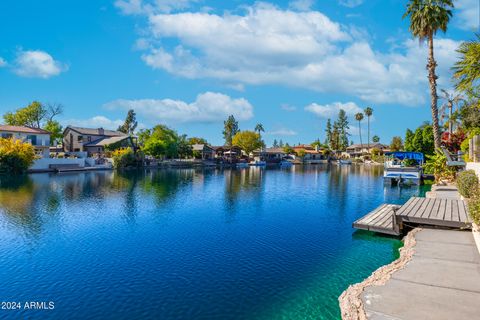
[396,197,471,228]
[353,197,471,236]
[353,204,401,236]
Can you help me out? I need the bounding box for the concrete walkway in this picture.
[362,229,480,320]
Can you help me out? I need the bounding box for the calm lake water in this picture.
[0,165,429,319]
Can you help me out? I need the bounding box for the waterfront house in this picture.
[63,126,134,156]
[212,146,243,161]
[252,148,286,163]
[0,125,51,158]
[192,144,216,160]
[293,144,327,163]
[345,143,389,158]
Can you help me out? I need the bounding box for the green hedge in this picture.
[457,170,479,199]
[468,190,480,225]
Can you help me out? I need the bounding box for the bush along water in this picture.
[424,151,456,183]
[111,148,141,169]
[457,170,479,198]
[0,138,36,174]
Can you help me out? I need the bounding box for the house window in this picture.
[77,135,83,142]
[88,136,91,142]
[26,135,37,145]
[1,133,12,139]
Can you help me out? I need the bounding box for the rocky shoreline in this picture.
[338,228,421,320]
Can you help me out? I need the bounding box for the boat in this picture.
[338,159,352,165]
[280,160,293,167]
[249,157,266,166]
[383,151,424,185]
[236,162,249,168]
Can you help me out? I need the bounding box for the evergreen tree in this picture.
[336,109,350,151]
[273,139,278,148]
[404,129,415,151]
[118,109,138,135]
[279,139,284,148]
[325,119,333,148]
[223,115,240,146]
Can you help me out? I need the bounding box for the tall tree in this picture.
[279,139,284,148]
[364,107,373,149]
[273,139,278,148]
[404,128,415,151]
[403,0,454,150]
[254,123,264,138]
[439,89,463,135]
[355,112,364,148]
[232,131,262,155]
[46,103,63,122]
[188,137,208,145]
[336,110,349,151]
[43,120,63,145]
[325,119,333,148]
[4,101,47,128]
[453,34,480,98]
[372,135,380,143]
[390,136,404,151]
[223,115,239,147]
[118,109,138,135]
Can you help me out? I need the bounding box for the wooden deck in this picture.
[396,197,471,228]
[353,197,471,235]
[353,204,401,236]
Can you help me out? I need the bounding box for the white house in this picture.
[0,125,51,158]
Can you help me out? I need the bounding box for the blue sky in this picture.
[0,0,478,146]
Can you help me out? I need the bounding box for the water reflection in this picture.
[0,166,429,240]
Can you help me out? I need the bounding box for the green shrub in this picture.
[457,170,479,198]
[468,189,480,225]
[0,138,36,174]
[424,151,456,182]
[112,148,139,169]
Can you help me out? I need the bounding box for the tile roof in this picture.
[0,125,51,134]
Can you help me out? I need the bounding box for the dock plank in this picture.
[396,197,418,216]
[421,198,435,219]
[452,200,460,222]
[353,204,400,236]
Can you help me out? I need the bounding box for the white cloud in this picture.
[267,128,298,136]
[305,101,363,118]
[124,3,461,106]
[104,92,253,123]
[289,0,314,11]
[455,0,480,31]
[115,0,198,15]
[0,57,6,67]
[281,104,297,111]
[13,50,67,78]
[338,0,363,8]
[65,116,124,130]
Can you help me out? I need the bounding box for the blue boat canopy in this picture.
[384,151,424,161]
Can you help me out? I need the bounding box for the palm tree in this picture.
[372,135,380,143]
[254,123,264,137]
[364,107,373,150]
[439,89,464,135]
[355,112,364,149]
[254,123,265,151]
[403,0,454,150]
[453,34,480,97]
